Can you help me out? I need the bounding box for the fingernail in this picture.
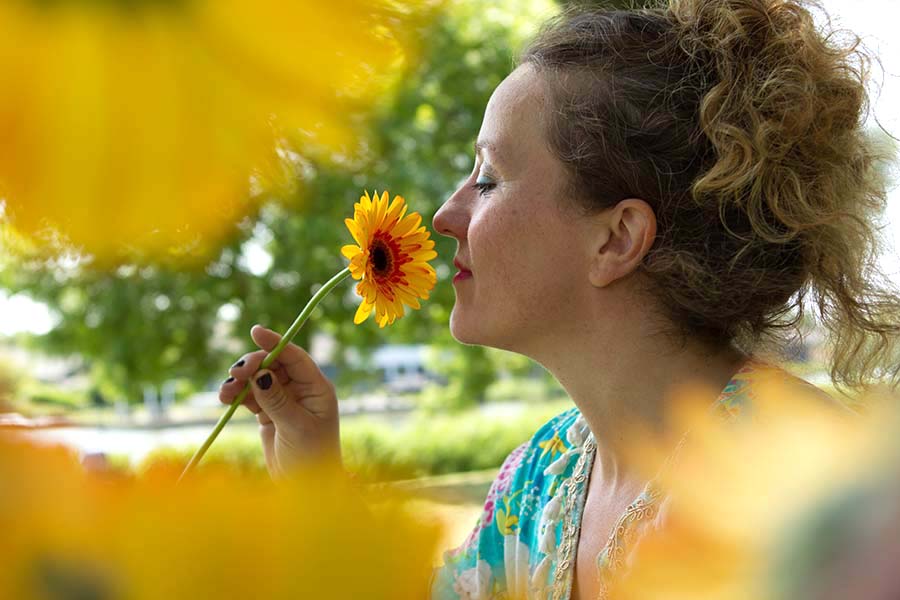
[232,359,245,368]
[224,377,235,384]
[256,373,272,390]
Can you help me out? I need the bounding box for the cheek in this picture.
[468,209,517,277]
[470,208,557,297]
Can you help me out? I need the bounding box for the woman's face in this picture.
[432,65,596,352]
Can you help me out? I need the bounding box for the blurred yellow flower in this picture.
[0,434,442,599]
[342,190,437,327]
[0,0,432,266]
[609,376,896,600]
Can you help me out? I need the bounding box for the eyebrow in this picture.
[474,140,497,156]
[475,141,504,164]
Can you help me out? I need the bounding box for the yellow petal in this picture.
[354,301,373,325]
[390,295,405,318]
[345,218,365,247]
[370,190,384,231]
[341,244,361,259]
[397,288,421,310]
[357,280,377,303]
[384,195,405,228]
[354,207,369,232]
[401,231,430,244]
[394,213,422,238]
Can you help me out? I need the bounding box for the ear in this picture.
[588,198,657,288]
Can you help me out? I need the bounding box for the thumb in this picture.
[251,370,298,425]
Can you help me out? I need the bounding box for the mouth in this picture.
[452,258,472,283]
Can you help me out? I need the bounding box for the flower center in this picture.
[370,238,393,276]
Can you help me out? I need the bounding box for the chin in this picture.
[448,312,476,344]
[449,310,488,346]
[449,310,519,352]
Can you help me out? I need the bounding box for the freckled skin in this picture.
[433,65,595,355]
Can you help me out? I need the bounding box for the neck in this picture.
[526,305,747,486]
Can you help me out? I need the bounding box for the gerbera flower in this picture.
[342,191,437,327]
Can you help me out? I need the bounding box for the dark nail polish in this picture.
[232,359,245,368]
[256,373,272,390]
[224,376,235,384]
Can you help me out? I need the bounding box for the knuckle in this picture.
[267,389,290,413]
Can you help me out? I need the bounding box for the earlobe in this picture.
[588,199,657,288]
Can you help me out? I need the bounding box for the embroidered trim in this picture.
[594,490,660,599]
[550,432,596,600]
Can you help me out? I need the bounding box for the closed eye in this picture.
[472,181,496,196]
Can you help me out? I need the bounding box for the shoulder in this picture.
[712,359,850,422]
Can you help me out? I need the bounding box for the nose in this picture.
[432,184,469,241]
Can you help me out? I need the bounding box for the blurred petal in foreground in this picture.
[0,0,434,266]
[0,434,441,599]
[611,374,900,600]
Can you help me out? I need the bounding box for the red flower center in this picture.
[372,242,390,273]
[369,233,413,288]
[370,236,396,279]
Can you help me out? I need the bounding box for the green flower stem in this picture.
[178,267,352,483]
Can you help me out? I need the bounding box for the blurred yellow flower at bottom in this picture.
[0,435,441,599]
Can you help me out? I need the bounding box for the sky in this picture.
[1,0,898,337]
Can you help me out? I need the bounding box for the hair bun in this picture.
[667,0,899,387]
[667,0,873,236]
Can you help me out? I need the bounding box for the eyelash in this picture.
[472,181,496,196]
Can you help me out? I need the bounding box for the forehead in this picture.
[479,65,548,165]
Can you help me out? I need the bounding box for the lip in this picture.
[452,258,472,283]
[453,270,472,283]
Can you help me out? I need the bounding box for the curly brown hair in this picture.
[521,0,900,390]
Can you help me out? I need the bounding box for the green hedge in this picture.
[342,402,569,480]
[138,400,572,481]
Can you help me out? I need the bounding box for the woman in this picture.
[219,0,900,597]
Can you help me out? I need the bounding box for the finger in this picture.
[218,377,263,414]
[228,350,269,379]
[231,354,291,386]
[218,376,241,403]
[240,394,263,414]
[250,369,300,426]
[250,325,327,384]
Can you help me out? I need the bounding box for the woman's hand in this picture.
[218,324,341,480]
